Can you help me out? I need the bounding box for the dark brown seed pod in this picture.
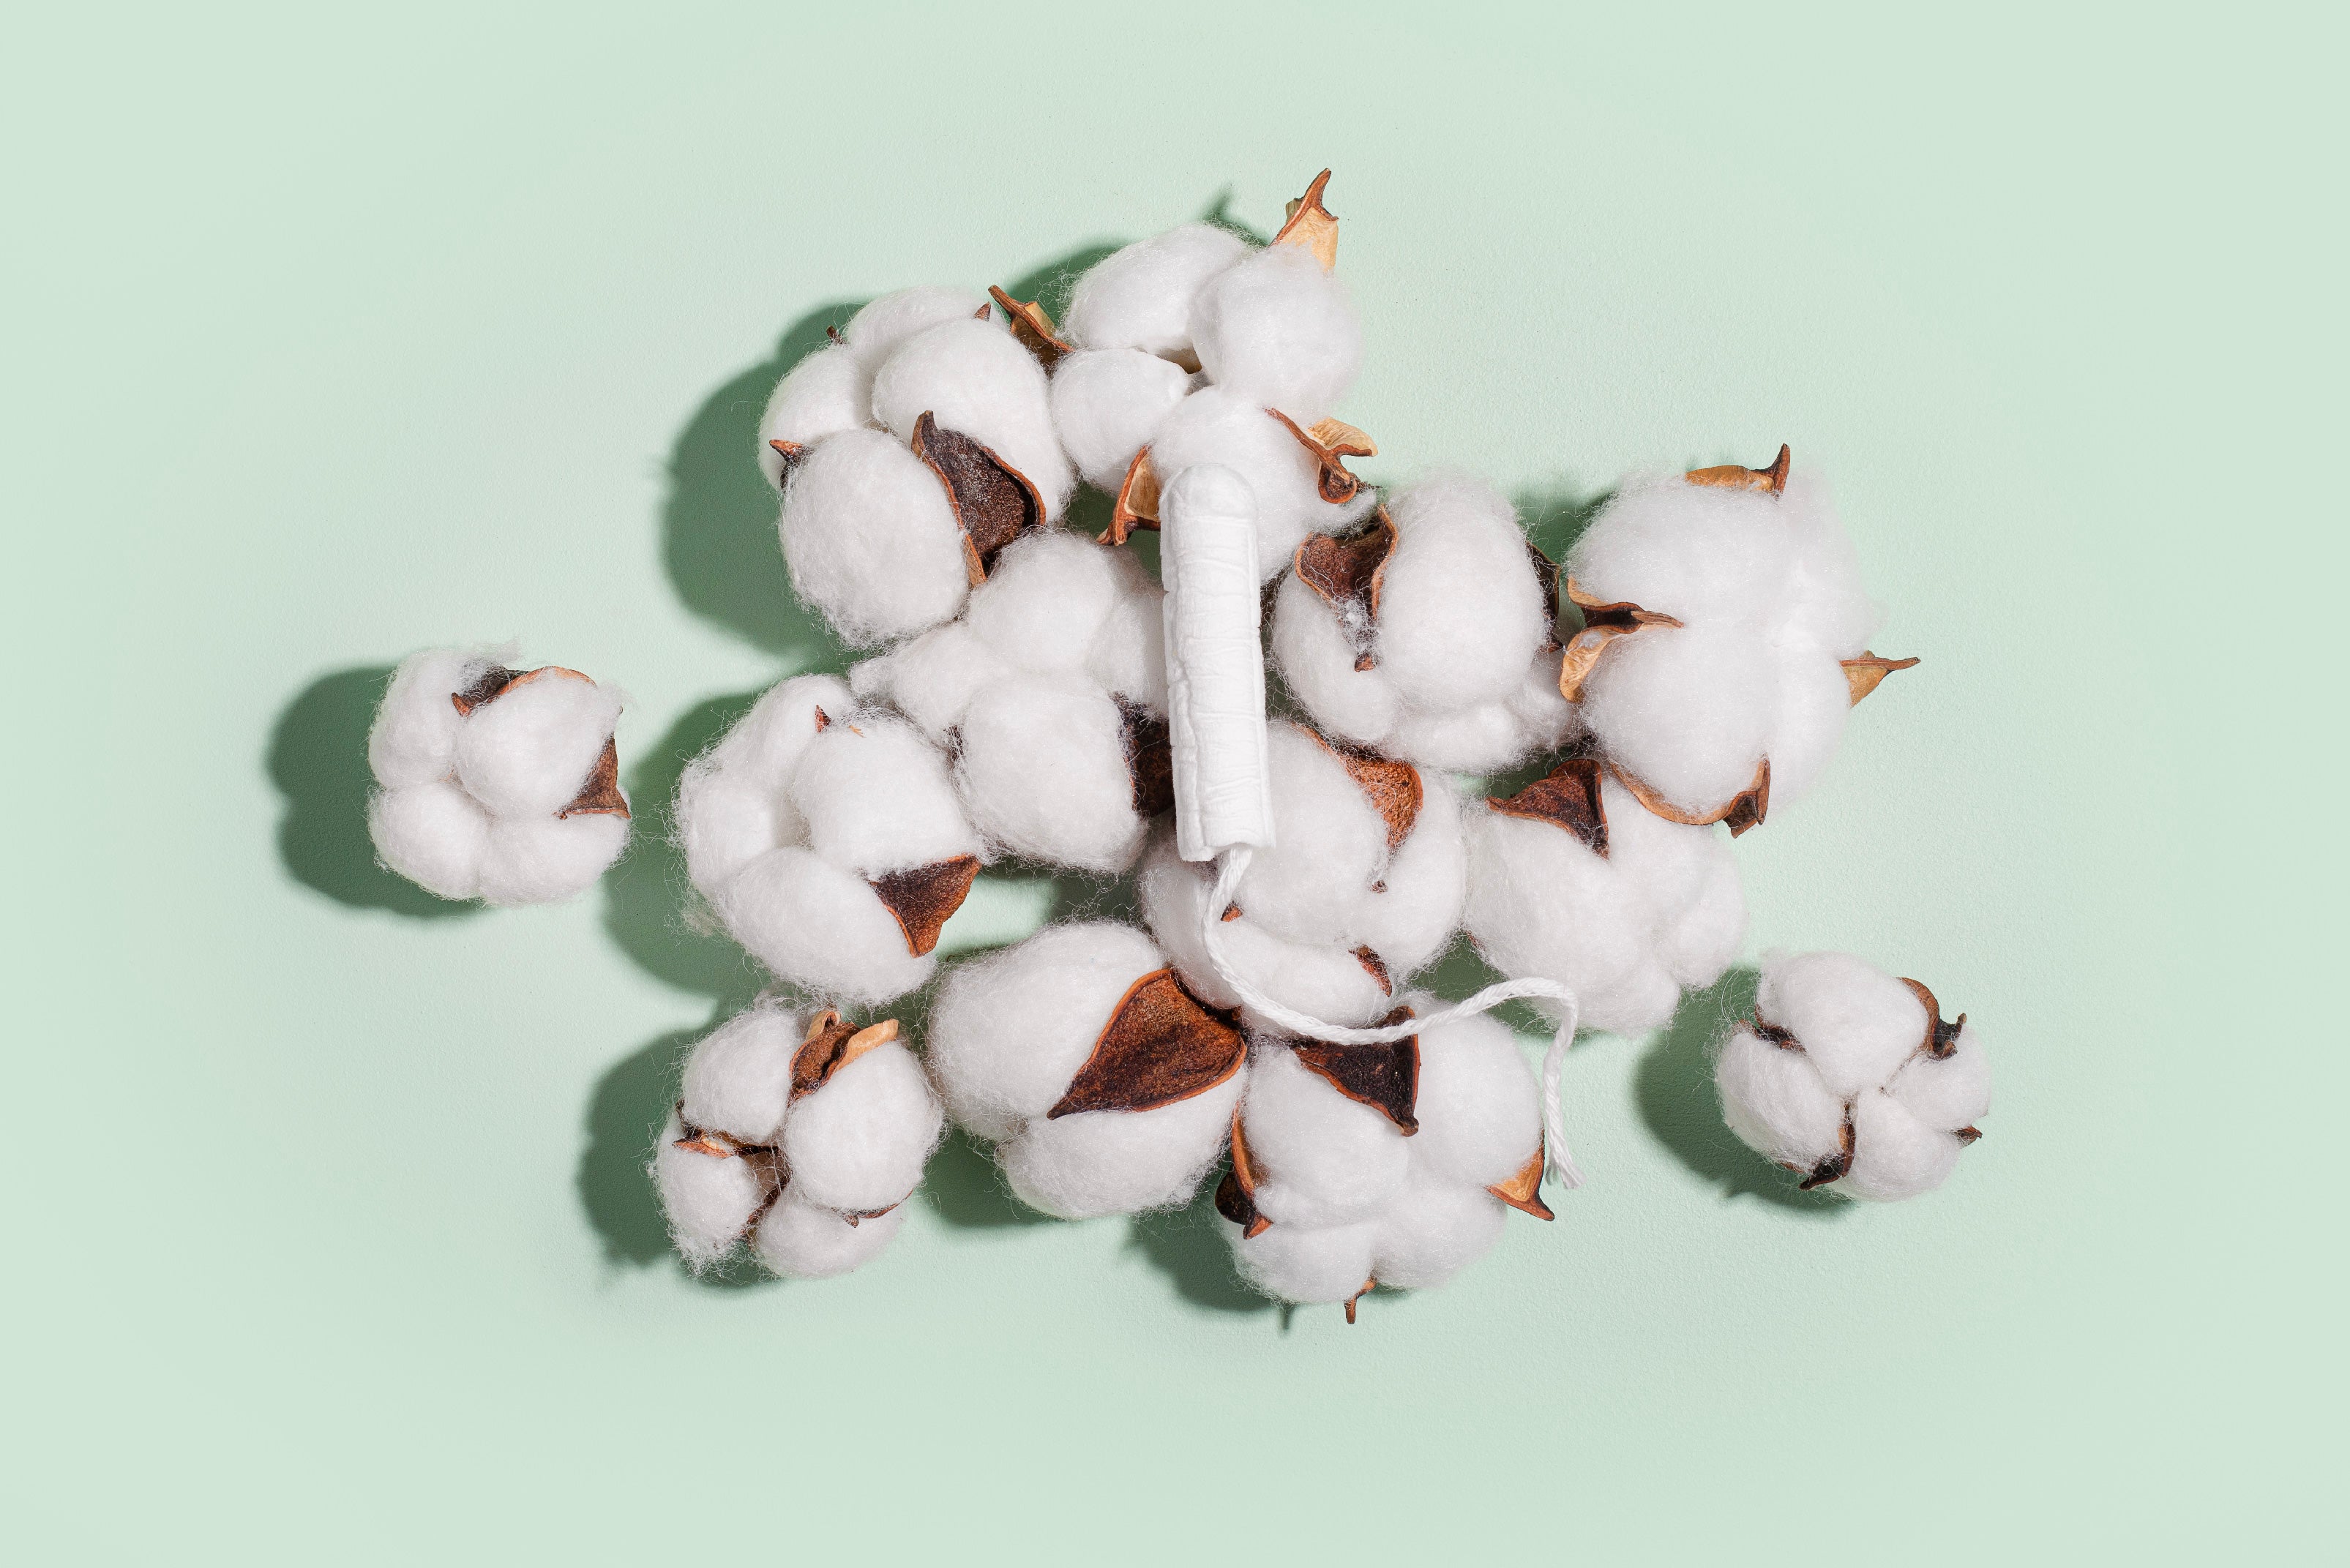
[1213,1106,1271,1239]
[1117,697,1175,819]
[1486,757,1608,857]
[867,855,983,956]
[1047,968,1248,1118]
[910,410,1044,585]
[1291,1005,1419,1134]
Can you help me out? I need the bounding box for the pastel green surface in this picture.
[7,3,2335,1561]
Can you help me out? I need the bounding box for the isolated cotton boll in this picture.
[839,285,992,367]
[1149,387,1377,580]
[1272,474,1574,771]
[869,317,1074,519]
[924,921,1247,1218]
[1713,950,1989,1201]
[757,345,873,487]
[365,651,629,906]
[1565,459,1902,825]
[676,675,984,1005]
[655,1002,940,1278]
[1189,244,1361,424]
[778,429,972,647]
[1050,348,1193,490]
[1064,224,1251,359]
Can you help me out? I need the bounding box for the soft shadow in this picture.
[1126,1182,1270,1315]
[1516,479,1614,564]
[918,1128,1051,1229]
[267,665,482,920]
[1635,967,1849,1215]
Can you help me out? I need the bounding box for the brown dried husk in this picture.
[1272,168,1339,271]
[1293,511,1397,671]
[987,285,1072,370]
[790,1011,900,1100]
[867,855,983,956]
[1266,408,1375,505]
[1556,577,1684,703]
[910,410,1044,584]
[1486,757,1608,856]
[1685,443,1791,496]
[1047,968,1246,1118]
[1212,1106,1271,1239]
[1841,653,1920,705]
[1610,755,1772,837]
[1290,1005,1420,1133]
[1099,446,1162,544]
[448,665,630,821]
[1486,1144,1554,1220]
[1301,726,1423,849]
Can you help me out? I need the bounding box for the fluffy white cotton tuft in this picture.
[1463,771,1746,1038]
[1062,224,1250,359]
[1273,473,1576,771]
[1140,721,1464,1032]
[654,1000,943,1279]
[1188,244,1361,424]
[1148,387,1377,580]
[869,317,1074,519]
[674,674,983,1005]
[778,429,972,648]
[366,650,629,906]
[849,530,1169,872]
[925,921,1244,1218]
[1713,950,1989,1202]
[757,344,872,487]
[1219,994,1546,1313]
[1049,347,1194,490]
[1568,465,1888,818]
[841,286,991,367]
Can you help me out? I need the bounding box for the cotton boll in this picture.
[868,318,1074,519]
[1760,950,1926,1101]
[452,671,621,819]
[1406,1007,1541,1191]
[1347,784,1467,978]
[1369,1171,1508,1291]
[1189,244,1361,423]
[367,647,483,787]
[1713,1027,1849,1172]
[779,428,971,646]
[955,676,1146,873]
[653,1111,768,1270]
[926,922,1168,1141]
[1241,1046,1411,1228]
[964,530,1131,673]
[1236,726,1389,945]
[757,345,874,485]
[1271,571,1402,744]
[1569,478,1794,626]
[1063,224,1251,358]
[1150,387,1374,579]
[1230,1219,1379,1305]
[1049,348,1192,489]
[1140,833,1392,1029]
[790,716,980,875]
[719,847,937,1005]
[1085,573,1170,710]
[1376,476,1547,710]
[679,1008,802,1141]
[1841,1090,1962,1202]
[839,285,992,367]
[751,1196,907,1280]
[368,780,490,901]
[1890,1022,1992,1131]
[848,623,1011,743]
[781,1043,944,1214]
[475,811,628,906]
[1001,1076,1243,1219]
[1578,623,1774,818]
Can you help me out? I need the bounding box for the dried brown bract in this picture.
[1273,168,1340,271]
[1611,755,1772,837]
[1291,1005,1421,1134]
[1047,968,1247,1117]
[1486,1144,1554,1220]
[910,410,1044,585]
[790,1010,900,1100]
[1301,726,1424,849]
[1117,697,1175,818]
[767,438,808,482]
[1293,511,1397,672]
[1897,978,1967,1060]
[1212,1106,1271,1238]
[987,285,1073,371]
[1100,446,1163,545]
[449,664,630,821]
[867,854,983,956]
[1685,443,1791,496]
[1267,409,1376,505]
[1557,577,1684,703]
[1840,653,1920,705]
[1486,757,1608,856]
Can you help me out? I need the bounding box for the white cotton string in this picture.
[1202,847,1585,1189]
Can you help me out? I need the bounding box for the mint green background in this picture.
[8,3,2336,1561]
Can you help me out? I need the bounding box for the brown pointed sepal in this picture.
[910,410,1044,585]
[987,285,1072,370]
[1117,697,1175,819]
[1841,653,1920,705]
[1301,727,1423,849]
[1293,510,1396,670]
[1267,409,1375,505]
[558,738,629,820]
[1291,1007,1419,1133]
[1100,446,1164,544]
[1610,755,1771,837]
[1352,946,1391,996]
[1527,541,1565,650]
[1486,757,1606,856]
[1047,968,1247,1118]
[1343,1276,1374,1325]
[1685,443,1791,497]
[790,1010,900,1101]
[1273,168,1339,271]
[1213,1106,1271,1239]
[1557,577,1685,702]
[768,438,808,483]
[1797,1111,1856,1190]
[1487,1144,1554,1220]
[452,662,593,716]
[1897,977,1966,1059]
[868,854,982,956]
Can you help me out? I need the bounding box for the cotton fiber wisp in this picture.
[767,288,1077,646]
[1213,999,1553,1320]
[924,922,1247,1219]
[1139,721,1464,1033]
[366,647,629,904]
[1272,473,1576,771]
[654,1002,943,1278]
[1462,758,1745,1036]
[675,674,985,1005]
[1714,950,1989,1201]
[848,530,1171,873]
[1560,449,1916,831]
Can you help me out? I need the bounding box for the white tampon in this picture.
[1161,464,1276,863]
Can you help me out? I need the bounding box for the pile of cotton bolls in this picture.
[358,170,1987,1317]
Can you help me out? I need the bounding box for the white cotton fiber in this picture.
[1149,387,1377,581]
[1369,1170,1508,1291]
[1232,1219,1379,1305]
[1063,224,1250,360]
[1272,473,1574,771]
[1241,1044,1410,1228]
[869,317,1074,519]
[1188,244,1361,424]
[1464,771,1747,1038]
[778,428,972,648]
[1050,348,1194,490]
[654,1001,942,1279]
[1713,950,1990,1202]
[839,286,992,366]
[757,344,873,486]
[676,675,983,1005]
[1568,465,1887,818]
[1407,1009,1542,1190]
[1140,723,1464,1030]
[848,530,1170,873]
[366,650,629,907]
[924,921,1243,1218]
